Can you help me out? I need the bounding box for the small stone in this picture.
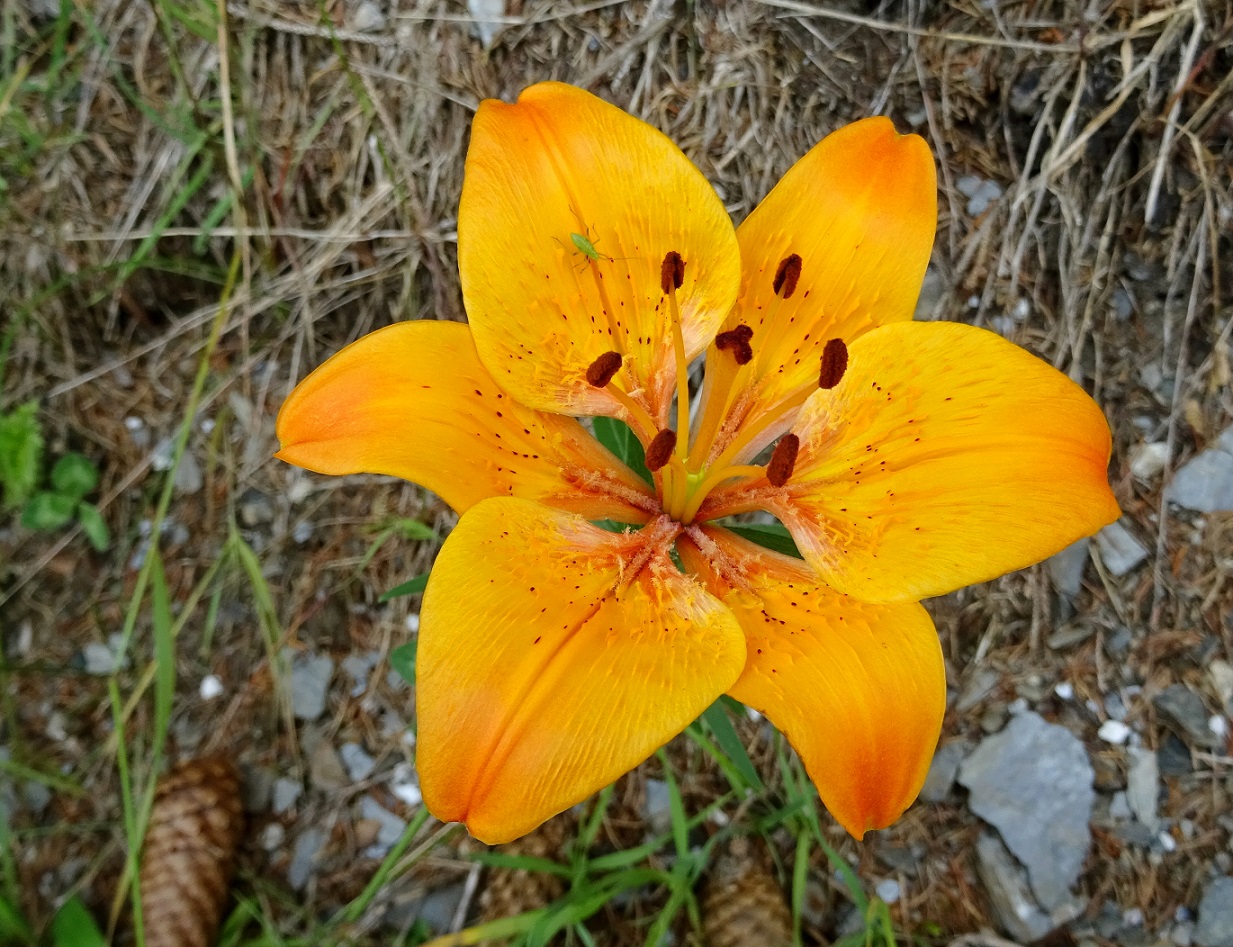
[1049,625,1095,650]
[293,520,313,544]
[351,0,386,31]
[1112,286,1136,321]
[341,652,379,698]
[242,766,274,812]
[239,488,276,527]
[1175,922,1196,946]
[957,668,1001,712]
[1196,876,1233,947]
[920,741,968,803]
[1158,733,1193,776]
[174,451,203,494]
[1209,662,1233,715]
[339,742,376,782]
[1096,522,1149,577]
[357,796,407,857]
[1126,746,1160,830]
[390,762,422,807]
[288,827,328,890]
[1109,791,1132,821]
[1131,442,1169,480]
[956,175,1004,216]
[466,0,505,48]
[875,879,901,904]
[1155,684,1222,748]
[260,823,286,851]
[974,833,1054,942]
[309,742,347,792]
[82,642,118,675]
[644,779,672,835]
[1165,426,1233,512]
[1099,720,1132,745]
[290,653,334,722]
[1049,538,1090,602]
[958,711,1094,911]
[272,777,303,814]
[199,674,224,700]
[1055,682,1075,700]
[22,781,51,816]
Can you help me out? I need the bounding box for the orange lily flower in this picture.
[276,83,1119,844]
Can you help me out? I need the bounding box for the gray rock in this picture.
[288,827,328,890]
[957,667,1001,713]
[958,711,1094,910]
[239,488,276,527]
[358,796,407,857]
[242,766,274,812]
[1096,522,1149,577]
[340,742,376,782]
[174,451,203,494]
[82,642,118,675]
[1159,733,1193,776]
[1049,538,1090,601]
[920,741,968,803]
[290,653,334,721]
[644,778,671,835]
[1196,877,1233,947]
[1109,791,1132,821]
[1126,746,1159,831]
[1155,684,1221,748]
[1130,441,1169,480]
[956,175,1004,216]
[272,777,303,814]
[974,834,1054,942]
[875,879,901,904]
[351,0,386,31]
[309,741,348,792]
[1165,427,1233,512]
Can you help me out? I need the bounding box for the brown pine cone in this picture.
[479,814,572,935]
[701,838,792,947]
[137,756,245,947]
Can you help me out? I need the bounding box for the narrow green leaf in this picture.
[51,896,107,947]
[591,417,652,485]
[394,518,436,541]
[380,573,429,602]
[701,700,764,792]
[390,641,417,685]
[0,896,31,943]
[0,402,42,509]
[77,502,111,552]
[724,522,802,558]
[21,492,75,531]
[51,453,99,499]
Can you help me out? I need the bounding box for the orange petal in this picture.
[679,526,944,838]
[707,118,936,456]
[459,82,740,424]
[712,321,1120,602]
[416,498,745,843]
[276,321,655,522]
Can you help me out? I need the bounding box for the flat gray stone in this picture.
[920,741,968,803]
[290,653,334,721]
[1196,877,1233,947]
[358,796,407,858]
[1155,684,1222,749]
[1048,538,1090,601]
[1126,746,1159,831]
[1166,426,1233,512]
[340,742,376,782]
[959,711,1094,911]
[1096,522,1149,577]
[288,827,328,890]
[975,833,1054,942]
[272,777,302,814]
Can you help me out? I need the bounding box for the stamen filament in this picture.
[661,252,690,461]
[605,384,658,443]
[680,464,766,524]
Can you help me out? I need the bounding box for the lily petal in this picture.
[459,82,741,424]
[417,497,746,843]
[709,321,1120,602]
[276,321,655,522]
[710,118,936,456]
[679,527,944,838]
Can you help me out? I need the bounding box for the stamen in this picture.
[714,324,754,365]
[644,429,678,472]
[773,254,803,299]
[818,338,848,389]
[660,251,685,293]
[586,351,623,388]
[766,434,800,487]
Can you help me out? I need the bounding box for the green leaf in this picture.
[0,895,32,943]
[21,492,75,531]
[394,518,436,541]
[51,896,106,947]
[380,573,429,602]
[390,640,417,685]
[76,503,111,551]
[701,700,764,792]
[51,453,99,499]
[725,522,802,558]
[592,416,652,486]
[0,401,43,509]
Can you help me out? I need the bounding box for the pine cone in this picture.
[137,756,244,947]
[701,838,792,947]
[479,815,571,935]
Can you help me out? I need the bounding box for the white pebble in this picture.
[1098,719,1132,744]
[390,763,423,806]
[1209,715,1229,739]
[1159,832,1177,853]
[404,613,420,633]
[875,879,901,904]
[124,416,144,431]
[1055,682,1075,700]
[199,675,225,700]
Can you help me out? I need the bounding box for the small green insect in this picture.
[556,223,617,269]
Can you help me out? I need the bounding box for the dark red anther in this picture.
[766,433,800,487]
[714,324,754,365]
[660,251,686,294]
[644,428,678,471]
[772,254,802,299]
[586,351,623,388]
[818,338,848,389]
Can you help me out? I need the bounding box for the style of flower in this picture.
[276,82,1119,844]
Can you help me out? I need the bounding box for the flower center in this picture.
[585,252,848,526]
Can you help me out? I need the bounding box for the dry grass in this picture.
[2,0,1232,943]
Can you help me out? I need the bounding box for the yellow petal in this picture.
[679,527,944,838]
[706,118,936,457]
[416,498,745,843]
[459,82,740,424]
[276,321,655,522]
[711,321,1120,602]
